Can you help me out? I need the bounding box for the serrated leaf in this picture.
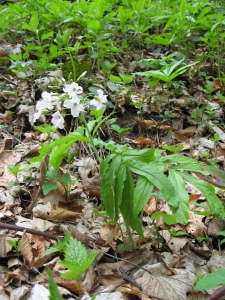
[114,162,127,221]
[178,172,225,219]
[100,156,122,220]
[47,267,62,300]
[124,160,178,209]
[120,166,143,236]
[42,182,58,195]
[168,170,189,224]
[134,176,153,215]
[194,269,225,291]
[122,148,155,163]
[64,237,88,266]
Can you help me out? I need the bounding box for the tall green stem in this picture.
[80,113,102,164]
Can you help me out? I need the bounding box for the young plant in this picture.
[45,233,98,298]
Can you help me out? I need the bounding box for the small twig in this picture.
[0,222,62,241]
[119,266,142,290]
[206,285,225,300]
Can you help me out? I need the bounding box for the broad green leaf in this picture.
[125,160,178,209]
[41,31,53,41]
[60,173,75,185]
[30,12,39,31]
[42,182,58,196]
[168,170,189,224]
[87,19,100,33]
[64,237,88,266]
[50,141,74,170]
[100,156,122,220]
[134,176,153,215]
[122,148,155,164]
[180,0,187,19]
[178,172,225,219]
[158,154,199,165]
[151,212,177,225]
[120,166,143,236]
[194,269,225,291]
[47,267,62,300]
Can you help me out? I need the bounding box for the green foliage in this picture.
[194,269,225,291]
[47,267,63,300]
[60,237,98,281]
[44,231,71,256]
[100,148,225,242]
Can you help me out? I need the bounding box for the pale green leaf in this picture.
[168,170,189,224]
[178,172,225,219]
[125,160,178,209]
[194,269,225,291]
[122,148,156,163]
[64,237,87,266]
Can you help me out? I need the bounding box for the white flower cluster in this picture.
[34,82,108,129]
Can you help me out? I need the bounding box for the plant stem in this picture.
[124,220,136,249]
[68,50,77,82]
[80,113,102,164]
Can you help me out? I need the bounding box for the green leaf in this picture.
[114,162,127,221]
[8,165,20,177]
[124,160,178,209]
[133,176,154,215]
[42,182,58,195]
[151,212,177,225]
[60,173,75,185]
[87,19,100,33]
[168,170,189,224]
[30,12,39,31]
[180,0,187,19]
[194,269,225,291]
[109,74,121,83]
[60,237,98,280]
[122,148,156,164]
[178,172,225,219]
[100,156,123,220]
[49,141,75,170]
[47,267,62,300]
[46,170,58,180]
[120,165,143,236]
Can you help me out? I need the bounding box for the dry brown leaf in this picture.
[172,131,189,143]
[48,202,82,222]
[179,126,196,137]
[55,277,86,294]
[19,231,33,267]
[144,196,157,215]
[130,136,157,145]
[138,271,193,300]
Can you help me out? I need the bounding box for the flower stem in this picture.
[80,113,102,164]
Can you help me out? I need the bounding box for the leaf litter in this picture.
[0,1,225,300]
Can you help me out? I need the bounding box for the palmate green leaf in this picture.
[120,165,143,237]
[194,268,225,291]
[125,160,178,210]
[133,176,154,215]
[178,172,225,219]
[100,156,123,221]
[168,170,189,224]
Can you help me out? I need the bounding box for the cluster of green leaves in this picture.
[44,232,98,298]
[100,146,225,240]
[1,0,225,80]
